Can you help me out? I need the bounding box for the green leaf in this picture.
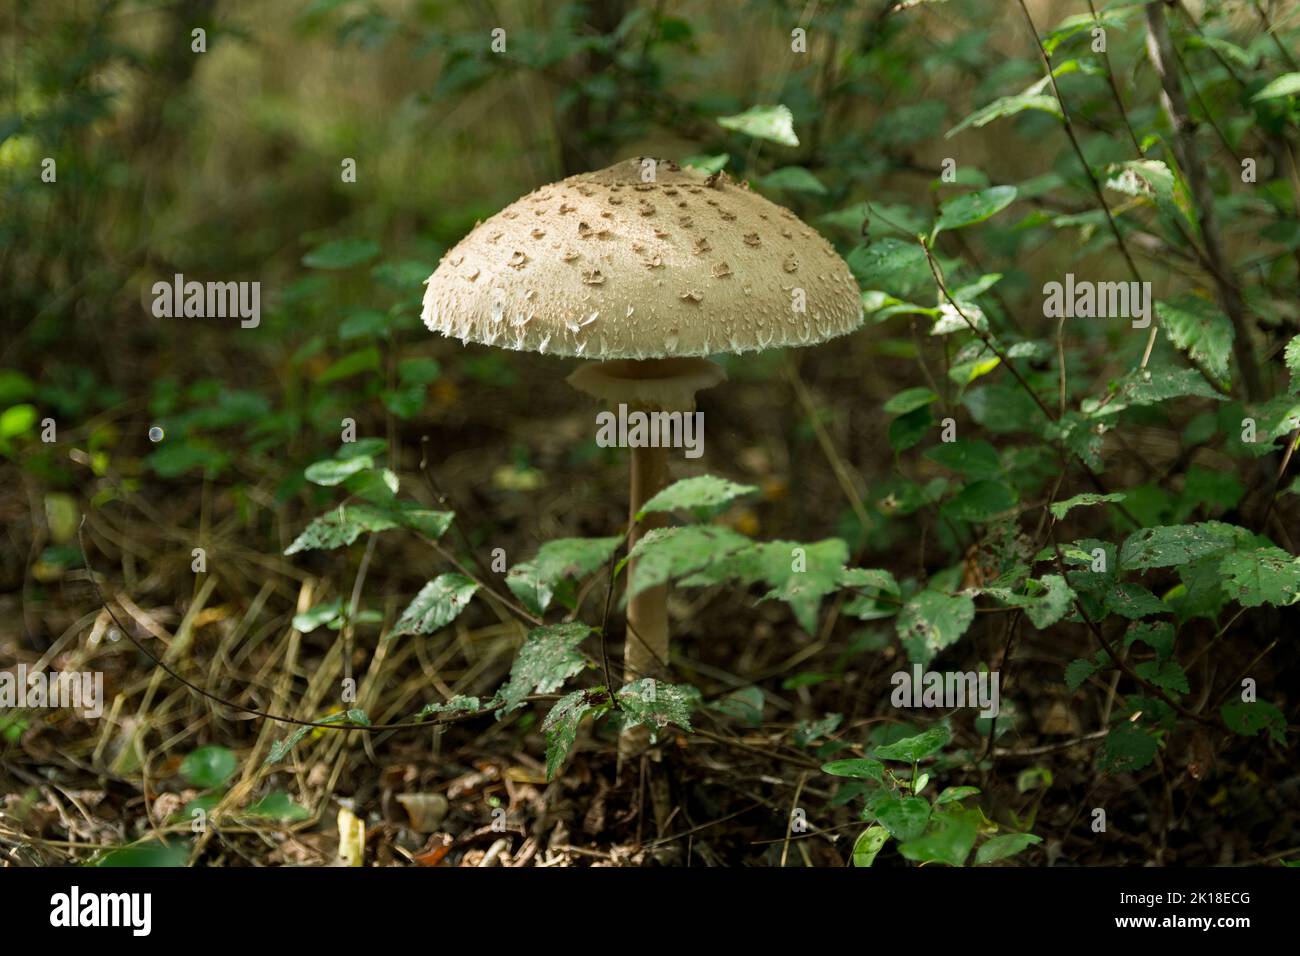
[1125,621,1175,660]
[1157,295,1234,384]
[497,623,592,714]
[898,807,980,866]
[996,574,1076,628]
[717,104,799,146]
[339,309,390,340]
[1118,522,1249,571]
[391,505,456,540]
[883,387,939,415]
[637,475,757,518]
[681,152,729,174]
[1065,656,1102,692]
[541,689,611,780]
[284,504,400,555]
[180,745,237,789]
[415,695,482,720]
[398,357,441,387]
[318,346,381,384]
[889,405,933,452]
[291,599,344,632]
[392,574,479,637]
[932,185,1017,239]
[941,480,1017,523]
[1134,660,1190,695]
[976,832,1042,865]
[822,758,885,782]
[874,795,931,841]
[627,525,751,598]
[1050,492,1127,520]
[1105,159,1193,227]
[947,93,1061,138]
[897,591,976,663]
[1091,367,1225,414]
[302,238,381,269]
[756,166,827,195]
[874,724,951,763]
[681,538,850,632]
[304,454,373,486]
[92,841,189,867]
[264,710,370,766]
[243,791,311,822]
[1104,583,1170,619]
[1220,700,1286,746]
[924,440,1002,479]
[847,238,931,296]
[1252,72,1300,101]
[935,786,981,805]
[615,679,698,739]
[1219,547,1300,607]
[709,686,765,727]
[1285,336,1300,394]
[506,536,621,614]
[852,826,890,867]
[1099,724,1159,773]
[0,403,38,440]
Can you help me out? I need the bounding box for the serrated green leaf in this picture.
[627,525,751,598]
[1119,522,1249,571]
[1220,700,1286,745]
[1157,295,1234,384]
[1050,492,1127,520]
[1099,724,1159,773]
[615,678,698,739]
[264,710,370,766]
[541,689,611,780]
[637,475,757,518]
[1134,660,1190,695]
[497,623,593,714]
[284,505,400,555]
[391,573,479,637]
[506,536,621,614]
[897,591,975,663]
[1065,657,1101,692]
[1219,547,1300,607]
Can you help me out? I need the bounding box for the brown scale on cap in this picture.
[422,157,863,358]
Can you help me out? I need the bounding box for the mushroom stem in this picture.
[566,356,727,761]
[626,433,670,689]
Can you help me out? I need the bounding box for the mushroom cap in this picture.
[421,158,863,360]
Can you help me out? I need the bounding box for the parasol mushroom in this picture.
[421,157,862,747]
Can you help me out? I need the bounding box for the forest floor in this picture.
[2,339,1297,867]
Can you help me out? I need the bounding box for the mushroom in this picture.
[421,158,862,749]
